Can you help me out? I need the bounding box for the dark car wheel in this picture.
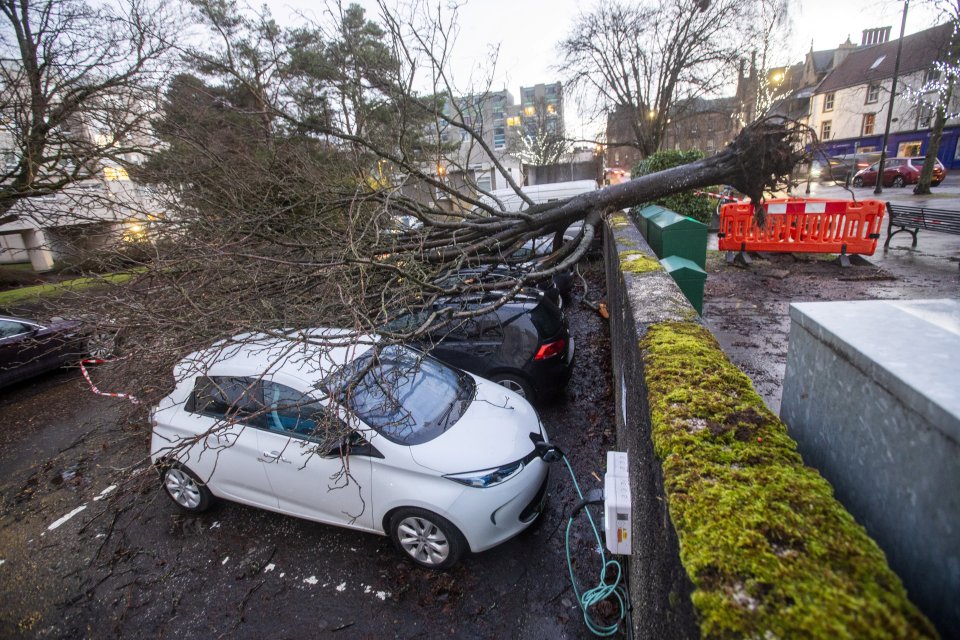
[161,463,213,513]
[852,176,863,187]
[892,175,905,188]
[932,180,943,187]
[489,372,535,401]
[86,330,121,360]
[389,507,466,570]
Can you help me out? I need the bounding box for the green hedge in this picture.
[632,150,715,223]
[640,321,937,639]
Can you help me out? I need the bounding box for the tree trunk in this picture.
[914,76,953,195]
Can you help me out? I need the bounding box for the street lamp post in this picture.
[875,0,910,195]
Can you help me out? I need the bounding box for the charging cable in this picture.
[536,443,627,636]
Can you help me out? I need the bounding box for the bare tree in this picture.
[909,1,960,194]
[508,96,569,166]
[557,0,748,158]
[0,0,177,224]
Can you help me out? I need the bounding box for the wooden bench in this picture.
[885,202,960,248]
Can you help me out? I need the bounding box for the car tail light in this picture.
[535,338,566,360]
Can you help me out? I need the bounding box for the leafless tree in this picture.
[557,0,749,158]
[507,96,569,166]
[0,0,177,224]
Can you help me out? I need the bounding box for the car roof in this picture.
[174,328,378,384]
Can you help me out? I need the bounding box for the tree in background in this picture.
[509,97,569,166]
[910,1,960,194]
[632,150,715,223]
[0,0,175,223]
[557,0,746,158]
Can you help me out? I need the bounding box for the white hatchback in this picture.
[149,331,551,569]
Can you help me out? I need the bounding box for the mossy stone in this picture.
[640,322,937,640]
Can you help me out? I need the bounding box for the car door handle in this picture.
[260,450,291,464]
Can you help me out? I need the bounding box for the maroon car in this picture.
[0,315,86,388]
[853,156,946,188]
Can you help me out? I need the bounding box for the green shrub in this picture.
[640,321,937,639]
[632,150,715,223]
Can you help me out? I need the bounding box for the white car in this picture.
[149,331,551,569]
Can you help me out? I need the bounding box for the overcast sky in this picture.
[263,0,942,136]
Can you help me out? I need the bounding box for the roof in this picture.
[811,49,837,75]
[174,329,377,385]
[817,22,954,93]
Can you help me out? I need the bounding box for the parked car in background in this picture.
[150,332,551,570]
[853,157,946,188]
[0,315,83,388]
[808,157,850,182]
[830,152,882,184]
[386,291,574,402]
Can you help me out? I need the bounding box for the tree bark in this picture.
[914,76,953,195]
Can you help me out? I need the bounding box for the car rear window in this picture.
[529,299,563,338]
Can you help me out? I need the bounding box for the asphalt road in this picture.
[0,258,623,640]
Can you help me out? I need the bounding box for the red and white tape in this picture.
[79,358,140,404]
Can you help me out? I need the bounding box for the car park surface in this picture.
[0,256,616,639]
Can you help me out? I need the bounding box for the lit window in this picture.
[862,113,875,136]
[821,120,832,140]
[546,104,556,115]
[506,116,521,127]
[523,106,536,117]
[823,93,835,112]
[104,166,129,181]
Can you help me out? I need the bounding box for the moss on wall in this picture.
[640,321,937,640]
[619,251,661,274]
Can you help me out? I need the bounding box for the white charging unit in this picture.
[604,451,632,555]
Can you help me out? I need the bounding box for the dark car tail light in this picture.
[535,338,566,360]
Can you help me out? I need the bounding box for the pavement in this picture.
[703,173,959,416]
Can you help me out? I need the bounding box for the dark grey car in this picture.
[0,315,85,388]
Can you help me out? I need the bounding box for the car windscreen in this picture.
[331,345,475,445]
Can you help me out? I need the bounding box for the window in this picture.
[820,120,832,140]
[334,345,475,445]
[493,127,506,150]
[925,68,941,84]
[862,113,876,136]
[823,93,835,112]
[918,105,933,129]
[869,55,886,70]
[262,381,335,438]
[475,169,491,193]
[897,141,922,157]
[866,83,880,104]
[189,376,264,425]
[0,320,31,338]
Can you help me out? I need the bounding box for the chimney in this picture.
[861,26,892,46]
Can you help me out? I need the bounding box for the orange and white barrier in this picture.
[718,199,884,256]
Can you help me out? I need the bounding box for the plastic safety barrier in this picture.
[718,199,885,256]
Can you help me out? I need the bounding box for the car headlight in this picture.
[445,460,524,488]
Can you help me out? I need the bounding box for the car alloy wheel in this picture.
[390,508,465,570]
[490,373,534,400]
[162,464,212,513]
[892,175,905,188]
[852,176,863,187]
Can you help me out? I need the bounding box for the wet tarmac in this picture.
[704,180,960,415]
[0,257,623,639]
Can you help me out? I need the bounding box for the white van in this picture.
[476,179,598,213]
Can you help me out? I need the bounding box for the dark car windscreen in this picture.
[332,345,475,445]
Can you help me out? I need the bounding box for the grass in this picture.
[0,271,137,307]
